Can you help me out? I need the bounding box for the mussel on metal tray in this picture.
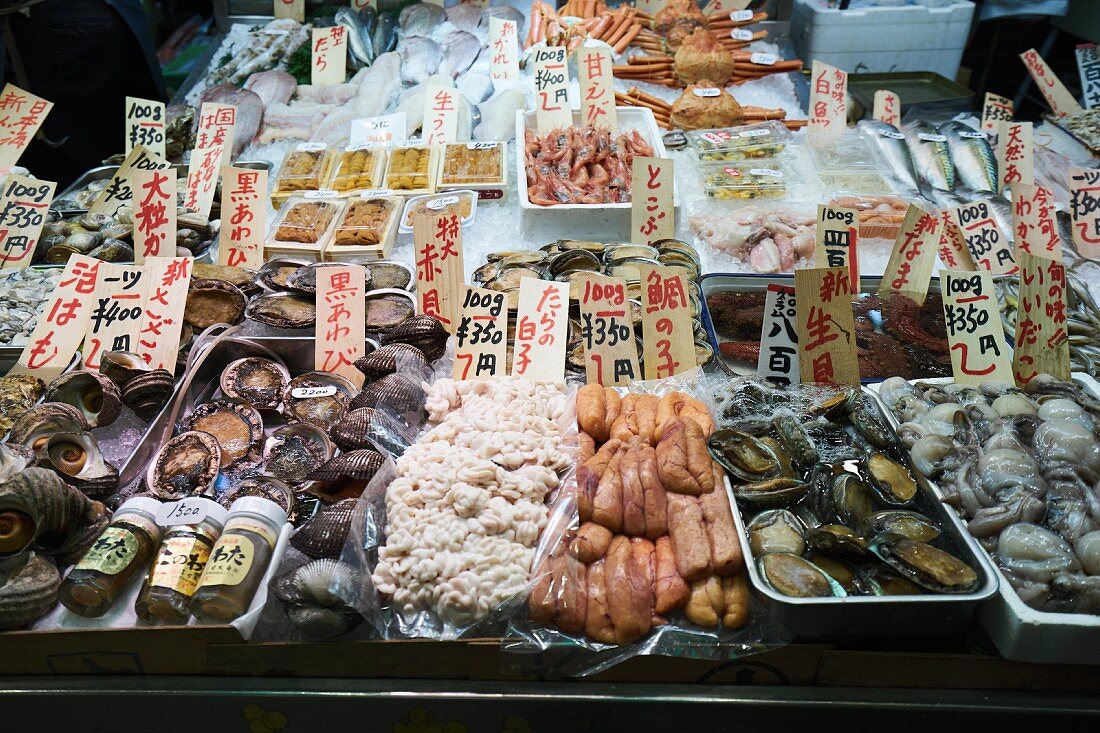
[868,535,980,594]
[758,552,846,598]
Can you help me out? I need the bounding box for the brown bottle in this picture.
[59,498,162,618]
[190,497,286,623]
[135,498,228,625]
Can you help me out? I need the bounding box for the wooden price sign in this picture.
[82,263,148,371]
[1013,183,1062,259]
[872,90,900,128]
[814,205,859,292]
[453,285,508,381]
[10,255,100,382]
[124,96,166,158]
[274,0,304,21]
[0,84,52,172]
[423,84,459,146]
[578,46,617,131]
[132,167,177,265]
[1068,167,1100,259]
[312,26,349,87]
[950,200,1016,275]
[137,257,192,371]
[185,103,237,219]
[218,167,267,269]
[579,274,640,386]
[936,208,976,272]
[639,264,695,380]
[511,277,568,380]
[90,144,170,216]
[997,121,1033,192]
[532,46,571,134]
[488,18,520,84]
[808,60,847,135]
[794,267,859,386]
[413,211,464,334]
[1020,48,1083,118]
[630,156,674,244]
[981,92,1014,132]
[1076,44,1100,109]
[0,174,55,270]
[1013,251,1071,385]
[939,270,1013,385]
[757,283,799,387]
[878,204,939,304]
[316,264,367,389]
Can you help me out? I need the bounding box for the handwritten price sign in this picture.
[639,264,695,380]
[489,18,520,84]
[0,84,52,172]
[815,205,860,292]
[0,174,55,270]
[532,46,571,134]
[981,92,1014,132]
[951,200,1016,275]
[940,270,1013,385]
[1020,48,1083,118]
[125,96,166,158]
[794,267,860,386]
[630,157,674,244]
[312,26,348,87]
[83,264,147,371]
[757,284,799,387]
[579,274,639,386]
[808,60,846,135]
[1013,251,1070,385]
[578,46,616,131]
[413,212,464,334]
[316,264,367,388]
[512,276,568,380]
[454,285,508,380]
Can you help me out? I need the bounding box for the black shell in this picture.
[329,407,412,456]
[121,369,174,421]
[353,343,428,380]
[290,498,357,559]
[349,374,425,416]
[307,449,385,483]
[380,314,448,361]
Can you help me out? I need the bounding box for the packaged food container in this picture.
[272,143,335,208]
[398,189,478,233]
[265,193,345,261]
[687,121,792,161]
[701,160,787,200]
[817,170,900,195]
[826,193,920,240]
[327,144,388,194]
[437,141,508,198]
[807,133,885,171]
[324,195,402,260]
[383,144,437,195]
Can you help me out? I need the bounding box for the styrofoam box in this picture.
[790,0,976,79]
[516,107,676,211]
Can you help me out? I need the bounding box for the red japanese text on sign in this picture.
[511,277,568,380]
[219,167,267,269]
[0,84,52,171]
[132,168,176,265]
[878,205,939,303]
[815,205,860,292]
[0,174,55,270]
[872,90,900,128]
[185,103,236,218]
[414,212,464,333]
[808,61,847,135]
[315,264,366,388]
[639,264,695,380]
[488,18,519,83]
[423,85,458,146]
[578,46,617,131]
[312,26,348,87]
[1013,183,1062,260]
[936,208,976,271]
[794,266,860,386]
[137,256,192,371]
[1013,251,1071,386]
[998,121,1033,191]
[90,145,170,217]
[1020,48,1083,118]
[630,156,674,244]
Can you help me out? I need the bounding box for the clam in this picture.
[859,510,941,543]
[0,467,108,562]
[0,553,61,631]
[283,372,355,430]
[329,407,413,455]
[88,239,134,262]
[865,453,918,506]
[184,400,264,467]
[44,370,123,428]
[695,340,714,368]
[365,260,414,291]
[262,424,333,484]
[257,258,310,291]
[354,343,428,381]
[830,473,877,525]
[653,238,701,264]
[472,261,499,284]
[486,264,546,291]
[146,431,221,500]
[707,429,784,482]
[603,244,658,262]
[548,249,601,276]
[558,240,603,253]
[0,375,45,433]
[36,432,119,499]
[848,402,894,449]
[192,262,259,296]
[121,369,175,420]
[274,558,362,639]
[349,374,426,419]
[772,414,819,469]
[8,403,89,451]
[868,535,979,594]
[747,509,805,556]
[100,351,151,388]
[757,552,846,598]
[184,279,247,330]
[223,476,296,515]
[365,289,416,332]
[220,357,291,410]
[381,314,449,361]
[246,292,316,329]
[290,499,357,559]
[805,524,868,560]
[308,449,385,483]
[76,212,111,232]
[731,477,809,507]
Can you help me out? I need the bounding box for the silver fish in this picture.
[987,193,1014,243]
[903,120,955,192]
[399,2,445,37]
[446,3,483,34]
[400,37,442,86]
[443,30,480,78]
[940,121,998,193]
[856,119,920,193]
[373,13,397,55]
[335,8,375,69]
[480,6,525,36]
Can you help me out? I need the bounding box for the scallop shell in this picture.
[43,371,123,428]
[146,431,221,500]
[353,343,428,380]
[100,351,151,388]
[329,407,412,455]
[246,292,317,329]
[0,467,108,562]
[262,424,333,484]
[290,499,357,559]
[184,400,264,467]
[380,314,448,361]
[8,403,89,451]
[121,369,175,421]
[283,373,355,430]
[349,374,426,417]
[37,431,119,499]
[307,450,385,483]
[184,278,247,330]
[220,357,290,410]
[274,558,362,639]
[0,553,60,631]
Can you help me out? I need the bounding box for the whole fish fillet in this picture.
[198,83,263,159]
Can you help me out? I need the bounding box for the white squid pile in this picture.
[372,378,572,628]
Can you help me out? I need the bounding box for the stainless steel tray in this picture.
[725,384,999,640]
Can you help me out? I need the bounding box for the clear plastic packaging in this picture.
[817,170,900,195]
[826,192,921,240]
[384,144,436,193]
[328,145,388,193]
[701,161,788,200]
[274,143,334,193]
[438,142,506,187]
[399,190,478,232]
[807,133,885,171]
[330,196,401,248]
[687,121,792,162]
[270,195,344,247]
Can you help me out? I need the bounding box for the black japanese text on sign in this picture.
[511,276,568,380]
[1013,251,1071,386]
[815,205,860,292]
[1068,167,1100,259]
[1076,44,1100,110]
[630,156,674,244]
[0,174,55,270]
[981,92,1013,132]
[125,96,166,158]
[90,145,170,217]
[878,204,938,304]
[639,264,695,380]
[532,46,571,134]
[757,284,799,387]
[454,285,508,381]
[83,264,148,371]
[950,200,1016,276]
[185,103,236,219]
[580,274,640,386]
[939,270,1014,385]
[794,267,860,387]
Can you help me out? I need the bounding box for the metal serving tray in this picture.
[847,71,974,118]
[727,386,999,640]
[870,374,1100,664]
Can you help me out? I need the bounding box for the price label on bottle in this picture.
[158,498,211,527]
[940,270,1013,385]
[579,274,640,386]
[453,285,508,381]
[125,97,166,158]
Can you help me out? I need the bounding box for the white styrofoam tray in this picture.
[870,373,1100,665]
[516,107,676,211]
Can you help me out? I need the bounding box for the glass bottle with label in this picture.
[58,498,163,618]
[134,498,228,625]
[190,497,286,623]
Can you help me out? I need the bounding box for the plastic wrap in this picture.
[503,373,791,677]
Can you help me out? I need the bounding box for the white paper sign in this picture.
[349,114,407,147]
[757,284,799,386]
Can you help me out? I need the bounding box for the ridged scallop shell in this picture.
[307,450,385,483]
[43,371,122,428]
[36,431,119,499]
[286,604,361,639]
[99,351,151,388]
[184,278,247,329]
[262,424,333,484]
[274,558,362,638]
[349,374,426,417]
[380,314,449,361]
[0,553,60,631]
[220,357,290,410]
[146,431,221,500]
[290,499,356,559]
[283,373,355,430]
[328,407,411,455]
[8,403,89,451]
[0,467,108,561]
[184,399,264,467]
[121,369,175,421]
[354,343,428,380]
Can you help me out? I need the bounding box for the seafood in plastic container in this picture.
[686,121,792,162]
[274,143,335,194]
[701,161,787,200]
[398,190,477,233]
[826,193,922,241]
[383,144,437,195]
[327,145,388,194]
[267,195,345,260]
[437,141,507,196]
[324,196,401,260]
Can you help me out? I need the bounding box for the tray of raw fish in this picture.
[875,375,1100,663]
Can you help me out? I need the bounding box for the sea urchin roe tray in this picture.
[267,196,344,259]
[274,143,334,193]
[701,161,787,200]
[327,145,388,194]
[384,144,436,195]
[398,190,477,233]
[438,142,507,193]
[687,121,792,162]
[325,196,401,259]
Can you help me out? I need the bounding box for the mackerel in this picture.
[856,119,920,194]
[902,120,955,192]
[940,121,998,193]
